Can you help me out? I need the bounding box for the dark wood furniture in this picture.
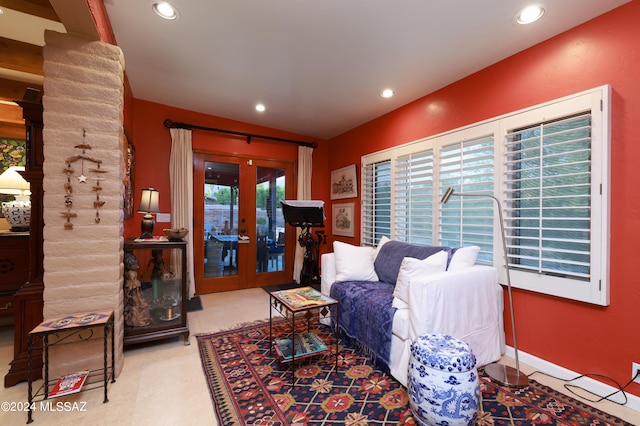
[123,239,189,346]
[27,310,115,423]
[0,231,29,322]
[4,90,45,387]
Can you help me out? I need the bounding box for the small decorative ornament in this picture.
[62,129,107,229]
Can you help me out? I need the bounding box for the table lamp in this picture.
[441,187,528,388]
[137,187,160,238]
[0,166,31,231]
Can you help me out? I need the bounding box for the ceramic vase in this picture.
[408,334,479,426]
[1,200,31,229]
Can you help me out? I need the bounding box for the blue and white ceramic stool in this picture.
[408,334,480,426]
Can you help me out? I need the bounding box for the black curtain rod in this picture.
[163,119,317,148]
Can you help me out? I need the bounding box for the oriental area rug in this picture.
[197,320,633,425]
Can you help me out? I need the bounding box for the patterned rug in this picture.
[197,320,633,425]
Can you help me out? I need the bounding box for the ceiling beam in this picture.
[0,0,60,22]
[50,0,100,40]
[0,102,23,124]
[0,36,44,76]
[0,77,43,103]
[0,121,25,140]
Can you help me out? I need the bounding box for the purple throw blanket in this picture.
[330,281,396,369]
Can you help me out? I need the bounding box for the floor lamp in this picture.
[441,187,528,388]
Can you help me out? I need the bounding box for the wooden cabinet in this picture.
[0,231,29,322]
[123,239,189,346]
[5,92,45,388]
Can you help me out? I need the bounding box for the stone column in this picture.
[41,30,125,377]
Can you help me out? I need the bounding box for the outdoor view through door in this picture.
[255,166,287,274]
[195,153,293,294]
[203,161,240,279]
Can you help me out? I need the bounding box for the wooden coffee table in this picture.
[269,286,339,386]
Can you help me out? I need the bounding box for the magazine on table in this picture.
[273,287,334,308]
[274,332,328,361]
[49,370,90,398]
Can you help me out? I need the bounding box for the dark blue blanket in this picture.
[330,281,396,369]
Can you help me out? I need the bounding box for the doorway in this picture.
[194,152,295,293]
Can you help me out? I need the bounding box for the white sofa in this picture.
[321,240,505,387]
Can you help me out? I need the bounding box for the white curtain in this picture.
[169,128,196,299]
[293,146,313,282]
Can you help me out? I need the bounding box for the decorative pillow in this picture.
[333,241,379,282]
[374,236,391,259]
[447,245,480,271]
[392,250,448,308]
[374,240,453,284]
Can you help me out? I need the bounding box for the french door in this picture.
[194,152,295,293]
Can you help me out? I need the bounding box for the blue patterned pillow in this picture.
[373,240,455,284]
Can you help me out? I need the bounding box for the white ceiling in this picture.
[3,1,630,139]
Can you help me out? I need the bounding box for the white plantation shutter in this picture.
[362,160,392,247]
[439,136,494,264]
[360,85,609,305]
[394,149,434,244]
[504,113,592,279]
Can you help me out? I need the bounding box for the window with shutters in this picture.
[362,160,391,247]
[395,149,434,244]
[439,136,495,264]
[360,85,610,305]
[505,113,592,279]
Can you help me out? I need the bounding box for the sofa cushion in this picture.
[374,240,454,284]
[447,245,480,271]
[392,250,448,308]
[392,308,410,340]
[333,241,378,282]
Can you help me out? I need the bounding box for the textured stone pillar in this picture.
[41,30,125,377]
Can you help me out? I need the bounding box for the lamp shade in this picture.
[137,187,160,214]
[0,166,30,196]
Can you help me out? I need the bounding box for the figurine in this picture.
[123,252,151,327]
[148,249,174,303]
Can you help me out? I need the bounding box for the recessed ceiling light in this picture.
[153,2,179,20]
[0,8,4,15]
[380,89,395,98]
[255,103,266,112]
[516,5,545,25]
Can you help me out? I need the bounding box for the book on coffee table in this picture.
[273,331,328,362]
[271,286,335,309]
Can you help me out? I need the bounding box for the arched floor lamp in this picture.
[441,187,528,388]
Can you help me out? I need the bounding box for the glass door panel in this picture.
[204,161,239,279]
[194,152,295,294]
[256,166,286,273]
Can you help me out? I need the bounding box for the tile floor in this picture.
[0,287,638,425]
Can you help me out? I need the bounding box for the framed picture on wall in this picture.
[123,134,135,220]
[330,164,357,199]
[332,202,355,237]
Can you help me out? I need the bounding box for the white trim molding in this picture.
[503,346,640,414]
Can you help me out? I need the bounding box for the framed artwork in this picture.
[123,133,135,220]
[330,164,357,199]
[0,139,27,217]
[332,202,355,237]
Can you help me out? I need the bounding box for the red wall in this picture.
[125,99,329,241]
[124,1,638,398]
[327,2,640,396]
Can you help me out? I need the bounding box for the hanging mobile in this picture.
[91,164,107,223]
[62,129,107,229]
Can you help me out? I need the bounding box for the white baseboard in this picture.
[504,346,640,413]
